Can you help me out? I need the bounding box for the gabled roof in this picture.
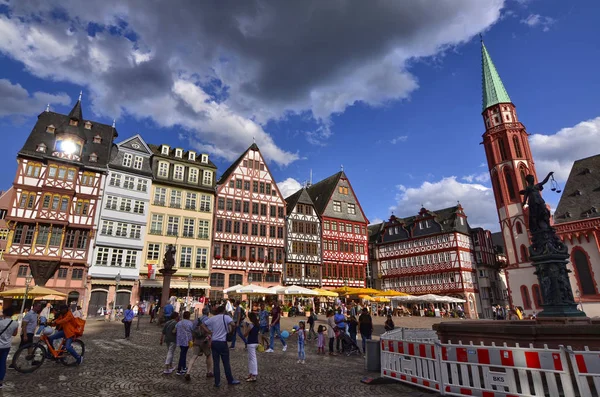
[554,154,600,224]
[285,187,316,214]
[368,223,384,244]
[217,143,258,184]
[481,41,512,111]
[306,171,344,215]
[117,134,153,155]
[148,144,217,169]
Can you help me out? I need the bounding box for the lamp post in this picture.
[111,272,121,321]
[186,273,193,311]
[576,290,584,311]
[20,274,33,320]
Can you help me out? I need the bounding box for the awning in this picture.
[91,279,136,286]
[139,279,211,289]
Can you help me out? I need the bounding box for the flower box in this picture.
[230,256,238,261]
[249,257,256,262]
[239,257,246,261]
[214,255,221,260]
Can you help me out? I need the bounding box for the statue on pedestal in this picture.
[520,172,553,233]
[163,244,176,270]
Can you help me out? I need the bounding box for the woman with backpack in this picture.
[185,307,214,381]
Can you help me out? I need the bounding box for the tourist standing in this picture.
[258,303,270,348]
[243,312,260,382]
[266,301,287,353]
[123,305,135,338]
[317,325,326,354]
[200,305,240,387]
[20,303,41,347]
[296,321,306,364]
[348,315,358,344]
[185,307,214,381]
[307,312,316,340]
[384,314,395,331]
[358,308,373,354]
[175,311,194,375]
[160,312,179,374]
[225,299,234,316]
[230,300,247,349]
[334,308,347,352]
[326,310,336,356]
[0,307,19,389]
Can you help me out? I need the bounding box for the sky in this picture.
[1,0,599,232]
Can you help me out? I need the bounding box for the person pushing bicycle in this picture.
[47,305,83,365]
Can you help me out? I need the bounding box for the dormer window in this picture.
[161,145,170,155]
[89,153,98,162]
[36,143,47,153]
[93,135,102,144]
[575,190,582,196]
[591,207,598,213]
[69,119,78,126]
[188,151,196,161]
[175,148,183,158]
[565,211,572,218]
[201,154,208,164]
[46,125,56,133]
[84,121,92,130]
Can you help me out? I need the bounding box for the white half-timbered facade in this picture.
[284,187,321,286]
[211,143,285,299]
[4,99,117,308]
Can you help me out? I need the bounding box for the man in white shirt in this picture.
[20,303,41,347]
[0,307,20,387]
[201,305,240,387]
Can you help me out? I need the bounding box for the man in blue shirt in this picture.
[334,308,347,352]
[162,299,174,324]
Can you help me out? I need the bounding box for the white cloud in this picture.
[462,172,490,183]
[530,116,600,182]
[277,177,303,199]
[0,79,71,117]
[390,136,409,144]
[369,218,384,226]
[521,14,555,31]
[0,1,505,151]
[390,177,499,231]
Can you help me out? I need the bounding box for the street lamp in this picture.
[111,272,121,321]
[186,273,193,311]
[20,274,33,320]
[576,290,583,311]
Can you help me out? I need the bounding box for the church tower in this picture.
[481,40,539,307]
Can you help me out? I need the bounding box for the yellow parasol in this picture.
[0,286,67,298]
[358,294,374,300]
[351,288,381,295]
[312,288,339,297]
[374,290,408,297]
[332,286,363,296]
[373,297,391,303]
[34,295,67,301]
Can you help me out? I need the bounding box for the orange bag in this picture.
[73,318,86,337]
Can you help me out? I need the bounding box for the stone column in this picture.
[159,268,177,308]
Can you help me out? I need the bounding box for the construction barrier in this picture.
[380,333,600,397]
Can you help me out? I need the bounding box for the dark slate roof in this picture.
[147,144,217,169]
[108,135,154,177]
[285,187,316,214]
[217,143,258,185]
[368,223,384,244]
[18,102,117,170]
[554,154,600,224]
[306,171,344,215]
[491,231,505,253]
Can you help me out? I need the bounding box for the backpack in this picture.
[73,318,86,337]
[193,317,206,341]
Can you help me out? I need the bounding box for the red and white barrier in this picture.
[379,332,600,397]
[568,346,600,397]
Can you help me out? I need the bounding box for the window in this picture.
[57,268,68,279]
[338,186,348,195]
[252,203,259,215]
[260,225,266,237]
[185,192,197,210]
[76,230,88,249]
[234,221,241,234]
[130,225,142,239]
[235,200,241,212]
[225,220,232,233]
[244,181,250,191]
[122,153,133,167]
[520,245,528,262]
[183,218,195,237]
[49,226,63,246]
[36,225,50,245]
[520,285,532,310]
[253,181,258,193]
[324,221,330,230]
[513,136,522,158]
[137,179,148,192]
[573,249,597,295]
[93,134,102,143]
[96,248,110,266]
[147,243,161,260]
[229,274,243,287]
[81,172,95,186]
[235,179,242,189]
[120,198,132,212]
[167,216,179,236]
[161,145,169,155]
[170,190,182,208]
[277,226,283,238]
[189,151,196,161]
[195,248,207,269]
[516,222,523,234]
[333,201,341,212]
[504,168,516,200]
[203,171,213,185]
[36,144,47,153]
[26,162,41,178]
[200,195,211,212]
[72,269,84,280]
[331,222,337,231]
[59,197,69,212]
[133,201,145,214]
[154,187,166,205]
[499,139,508,161]
[270,205,276,217]
[216,219,223,232]
[158,162,169,178]
[124,250,137,267]
[260,204,267,216]
[532,284,543,309]
[251,224,258,236]
[115,222,128,237]
[124,176,135,189]
[180,246,192,268]
[210,273,225,287]
[243,201,249,214]
[109,173,122,187]
[133,156,143,170]
[242,223,249,235]
[347,203,356,215]
[189,168,199,183]
[198,220,210,239]
[0,229,7,241]
[175,149,183,158]
[174,165,184,181]
[111,249,124,266]
[218,198,225,210]
[41,194,51,209]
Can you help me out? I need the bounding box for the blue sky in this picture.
[1,0,599,231]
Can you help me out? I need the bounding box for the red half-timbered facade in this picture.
[210,144,286,299]
[306,171,368,288]
[4,99,116,307]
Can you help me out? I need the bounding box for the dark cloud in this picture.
[0,79,71,117]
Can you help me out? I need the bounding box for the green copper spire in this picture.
[481,41,511,111]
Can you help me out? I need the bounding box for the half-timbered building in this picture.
[284,187,321,286]
[0,189,12,287]
[306,170,368,288]
[371,205,481,318]
[85,135,153,316]
[211,143,286,300]
[139,144,216,302]
[4,99,117,308]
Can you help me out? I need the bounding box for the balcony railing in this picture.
[198,233,209,240]
[149,229,162,235]
[166,231,179,237]
[153,200,166,206]
[169,202,181,209]
[182,231,194,238]
[185,204,196,210]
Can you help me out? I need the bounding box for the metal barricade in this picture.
[567,346,600,397]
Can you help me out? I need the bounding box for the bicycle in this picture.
[11,329,85,373]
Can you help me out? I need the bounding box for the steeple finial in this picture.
[78,90,83,101]
[112,119,116,128]
[45,103,50,112]
[253,137,256,144]
[309,169,313,186]
[479,33,483,43]
[340,164,344,172]
[481,41,511,111]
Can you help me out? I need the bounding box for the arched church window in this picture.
[520,285,532,310]
[498,139,508,161]
[513,136,523,158]
[532,284,543,309]
[492,173,504,205]
[520,245,528,262]
[504,168,516,200]
[516,222,523,234]
[573,249,597,295]
[520,168,528,190]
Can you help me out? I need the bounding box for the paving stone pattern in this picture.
[2,317,437,397]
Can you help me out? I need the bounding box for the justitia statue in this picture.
[163,244,176,270]
[519,172,553,232]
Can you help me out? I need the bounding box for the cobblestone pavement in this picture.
[1,316,440,397]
